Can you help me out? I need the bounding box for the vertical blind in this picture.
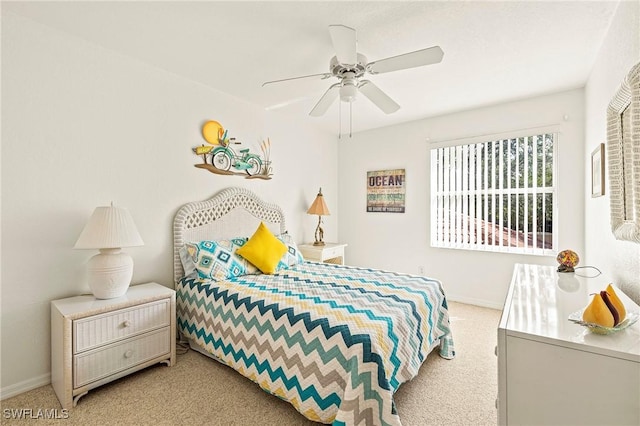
[430,133,557,255]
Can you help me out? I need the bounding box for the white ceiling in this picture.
[4,1,619,135]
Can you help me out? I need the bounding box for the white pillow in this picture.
[179,245,198,278]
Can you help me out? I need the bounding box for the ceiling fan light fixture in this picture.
[340,83,358,102]
[339,72,358,102]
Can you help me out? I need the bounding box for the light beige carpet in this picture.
[1,302,500,425]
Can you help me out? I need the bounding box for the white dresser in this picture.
[51,283,176,409]
[497,264,640,426]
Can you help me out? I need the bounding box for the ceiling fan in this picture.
[262,24,444,133]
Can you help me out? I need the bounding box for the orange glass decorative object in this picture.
[557,249,579,272]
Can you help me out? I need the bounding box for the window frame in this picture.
[429,126,559,256]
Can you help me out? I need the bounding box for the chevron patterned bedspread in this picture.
[177,261,455,426]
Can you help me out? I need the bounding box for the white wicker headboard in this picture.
[173,187,286,283]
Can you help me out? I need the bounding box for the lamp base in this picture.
[313,216,325,247]
[87,248,134,299]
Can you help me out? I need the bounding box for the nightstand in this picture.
[299,243,347,265]
[51,282,176,409]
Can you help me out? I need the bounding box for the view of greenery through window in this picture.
[431,133,556,254]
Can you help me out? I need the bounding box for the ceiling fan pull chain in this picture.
[350,101,353,138]
[338,99,342,139]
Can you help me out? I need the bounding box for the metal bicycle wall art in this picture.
[192,120,273,180]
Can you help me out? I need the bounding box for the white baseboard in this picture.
[0,373,50,400]
[447,294,503,310]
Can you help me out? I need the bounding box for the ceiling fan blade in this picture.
[262,72,332,87]
[329,24,357,65]
[367,46,444,74]
[358,80,400,114]
[309,84,340,116]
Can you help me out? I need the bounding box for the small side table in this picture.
[51,282,176,409]
[299,243,347,265]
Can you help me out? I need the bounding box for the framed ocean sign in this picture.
[366,169,406,213]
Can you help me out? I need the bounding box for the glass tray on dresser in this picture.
[568,311,639,335]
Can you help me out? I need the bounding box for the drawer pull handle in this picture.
[122,320,131,328]
[124,350,134,359]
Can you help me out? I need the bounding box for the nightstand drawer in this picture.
[74,327,170,388]
[73,299,170,353]
[299,243,347,265]
[322,246,343,260]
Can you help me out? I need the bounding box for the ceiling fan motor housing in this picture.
[330,53,368,78]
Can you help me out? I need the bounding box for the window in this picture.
[430,132,557,255]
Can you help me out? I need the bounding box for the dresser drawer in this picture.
[74,327,170,388]
[73,299,170,353]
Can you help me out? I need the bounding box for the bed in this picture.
[173,187,455,426]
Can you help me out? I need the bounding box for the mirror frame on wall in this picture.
[606,62,640,243]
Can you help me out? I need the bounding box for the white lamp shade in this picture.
[74,204,144,249]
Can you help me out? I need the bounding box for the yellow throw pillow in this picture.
[236,222,287,274]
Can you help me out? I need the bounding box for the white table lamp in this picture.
[74,203,144,299]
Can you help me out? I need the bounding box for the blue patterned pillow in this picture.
[184,238,257,281]
[277,233,304,269]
